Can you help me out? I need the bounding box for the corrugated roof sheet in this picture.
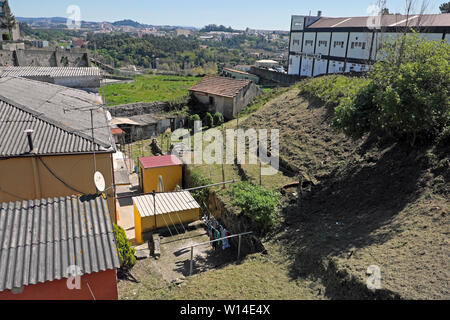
[0,196,120,292]
[0,77,115,157]
[307,13,450,29]
[0,67,102,78]
[133,191,200,218]
[189,76,252,98]
[0,100,105,157]
[139,155,183,169]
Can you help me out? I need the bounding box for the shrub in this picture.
[203,112,214,128]
[213,112,224,127]
[186,169,213,206]
[227,182,280,233]
[333,34,450,146]
[114,224,136,270]
[189,114,201,129]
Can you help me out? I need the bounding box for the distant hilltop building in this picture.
[0,0,20,41]
[288,12,450,77]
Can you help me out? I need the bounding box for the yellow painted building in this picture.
[139,155,184,193]
[0,76,117,223]
[133,191,200,244]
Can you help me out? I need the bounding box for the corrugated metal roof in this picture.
[139,155,184,169]
[0,196,120,292]
[307,13,450,29]
[0,100,105,157]
[0,67,102,78]
[189,76,252,98]
[0,76,115,157]
[133,191,200,218]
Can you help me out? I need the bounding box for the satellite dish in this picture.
[94,171,106,192]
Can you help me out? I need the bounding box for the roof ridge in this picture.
[0,94,109,150]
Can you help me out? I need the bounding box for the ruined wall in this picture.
[0,49,89,67]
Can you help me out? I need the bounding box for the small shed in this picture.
[138,155,184,194]
[133,191,200,244]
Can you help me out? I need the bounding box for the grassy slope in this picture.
[103,74,200,106]
[118,81,449,300]
[239,85,450,299]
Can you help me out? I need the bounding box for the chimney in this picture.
[317,11,322,17]
[25,129,34,153]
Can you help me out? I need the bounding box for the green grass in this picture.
[103,74,201,106]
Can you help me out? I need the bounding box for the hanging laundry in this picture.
[221,226,231,250]
[214,229,221,249]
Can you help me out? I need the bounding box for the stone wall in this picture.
[0,48,90,67]
[250,66,304,86]
[108,102,174,117]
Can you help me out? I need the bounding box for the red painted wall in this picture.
[0,269,118,300]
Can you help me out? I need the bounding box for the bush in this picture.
[114,224,136,270]
[213,112,224,127]
[203,112,214,128]
[227,182,280,233]
[189,114,201,129]
[186,169,213,206]
[333,34,450,146]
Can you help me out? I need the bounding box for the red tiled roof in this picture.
[139,155,183,169]
[308,13,450,29]
[189,76,252,98]
[111,128,125,135]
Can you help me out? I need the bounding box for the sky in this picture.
[9,0,443,30]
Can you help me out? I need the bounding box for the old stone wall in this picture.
[250,66,304,85]
[0,49,89,67]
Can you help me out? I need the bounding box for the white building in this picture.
[288,13,450,77]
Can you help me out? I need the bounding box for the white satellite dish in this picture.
[94,171,106,192]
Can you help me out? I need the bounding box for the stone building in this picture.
[189,76,262,120]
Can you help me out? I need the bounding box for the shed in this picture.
[138,155,184,194]
[133,191,200,244]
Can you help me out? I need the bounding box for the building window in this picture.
[305,40,314,46]
[333,41,344,48]
[318,40,328,47]
[293,40,300,46]
[351,41,367,50]
[209,96,215,105]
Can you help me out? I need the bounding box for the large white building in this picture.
[288,13,450,77]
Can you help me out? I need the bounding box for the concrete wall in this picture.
[250,66,303,85]
[315,32,331,55]
[0,153,117,223]
[54,76,101,89]
[288,55,301,75]
[233,82,261,116]
[0,49,89,67]
[290,32,303,52]
[139,164,183,194]
[0,269,118,300]
[302,32,316,54]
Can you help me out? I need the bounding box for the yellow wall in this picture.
[140,164,182,194]
[0,153,116,223]
[134,204,199,244]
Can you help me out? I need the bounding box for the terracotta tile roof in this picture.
[189,76,252,98]
[307,13,450,29]
[139,155,183,169]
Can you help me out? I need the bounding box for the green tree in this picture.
[113,224,136,270]
[440,2,450,13]
[0,1,16,40]
[203,112,214,128]
[333,33,450,146]
[213,112,224,127]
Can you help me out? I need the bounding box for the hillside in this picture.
[240,85,450,299]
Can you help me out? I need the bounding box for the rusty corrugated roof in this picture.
[0,196,120,292]
[133,191,200,218]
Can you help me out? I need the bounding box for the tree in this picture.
[0,1,17,41]
[203,112,214,128]
[213,112,224,127]
[333,34,450,146]
[440,2,450,13]
[113,224,136,271]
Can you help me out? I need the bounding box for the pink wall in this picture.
[0,269,118,301]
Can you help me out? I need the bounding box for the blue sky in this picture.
[9,0,443,30]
